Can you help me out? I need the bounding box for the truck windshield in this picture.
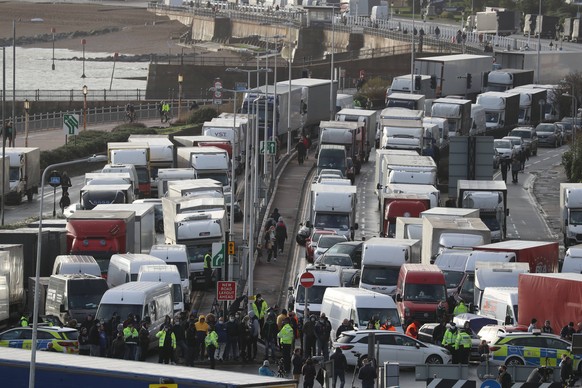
[518,109,526,120]
[9,167,19,181]
[135,167,150,184]
[68,281,109,310]
[186,244,211,264]
[386,100,416,110]
[569,210,582,226]
[314,214,349,230]
[442,270,465,289]
[486,112,500,124]
[170,262,189,280]
[459,273,474,302]
[81,191,127,210]
[481,215,500,231]
[403,284,446,301]
[296,285,329,305]
[197,172,229,186]
[96,304,142,323]
[356,308,400,328]
[361,267,399,286]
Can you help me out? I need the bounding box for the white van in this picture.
[562,245,582,273]
[290,265,342,319]
[149,244,190,304]
[478,286,518,325]
[96,281,173,349]
[45,274,109,324]
[52,255,101,277]
[321,287,403,341]
[137,264,184,313]
[107,253,166,288]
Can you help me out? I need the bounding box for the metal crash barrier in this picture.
[415,364,470,381]
[477,363,561,383]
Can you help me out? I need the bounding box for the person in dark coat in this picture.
[302,315,317,358]
[296,139,306,165]
[497,365,512,388]
[302,358,317,388]
[270,208,281,223]
[330,347,348,388]
[560,354,575,386]
[275,217,288,254]
[500,159,509,183]
[358,359,377,388]
[511,154,521,183]
[110,331,126,359]
[291,348,304,381]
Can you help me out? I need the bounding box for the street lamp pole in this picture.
[410,0,415,94]
[81,39,87,79]
[330,7,335,120]
[536,0,541,83]
[29,157,102,388]
[24,99,30,147]
[178,74,184,119]
[51,28,55,71]
[82,85,88,131]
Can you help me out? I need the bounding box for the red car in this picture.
[305,230,336,263]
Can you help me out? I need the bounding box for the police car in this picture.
[487,331,581,370]
[0,326,79,354]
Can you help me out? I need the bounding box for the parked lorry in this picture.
[162,197,226,287]
[167,179,223,199]
[474,262,529,310]
[173,135,232,158]
[79,184,134,210]
[430,98,472,137]
[0,246,23,328]
[422,207,480,219]
[319,121,359,171]
[93,203,156,254]
[309,183,358,240]
[517,273,582,334]
[149,244,190,307]
[414,54,493,98]
[395,217,423,240]
[383,183,440,208]
[335,108,377,162]
[379,108,424,153]
[360,237,421,295]
[457,180,508,242]
[66,210,136,275]
[374,149,419,198]
[3,147,40,204]
[474,10,518,36]
[203,119,245,174]
[510,87,547,126]
[107,142,151,198]
[473,240,559,273]
[535,15,560,39]
[560,183,582,248]
[176,146,231,193]
[485,69,534,92]
[387,75,435,99]
[475,91,520,135]
[494,51,582,84]
[385,92,426,111]
[156,168,196,198]
[381,193,431,237]
[127,134,174,174]
[422,216,491,265]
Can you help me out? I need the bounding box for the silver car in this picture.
[493,139,515,161]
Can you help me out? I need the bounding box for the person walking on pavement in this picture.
[263,311,278,361]
[156,324,176,364]
[205,325,218,369]
[264,225,277,263]
[296,138,306,165]
[278,317,294,375]
[358,358,378,388]
[203,250,212,290]
[252,294,269,330]
[270,208,281,223]
[330,347,348,388]
[302,315,317,358]
[275,217,287,255]
[511,153,521,183]
[500,159,509,183]
[292,348,304,381]
[60,172,71,195]
[302,358,317,388]
[59,191,70,214]
[497,365,513,388]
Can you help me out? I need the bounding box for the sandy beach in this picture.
[0,1,189,55]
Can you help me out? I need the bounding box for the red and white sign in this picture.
[299,272,315,288]
[217,281,236,302]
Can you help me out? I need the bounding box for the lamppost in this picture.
[51,28,56,71]
[81,39,86,79]
[410,0,416,94]
[28,156,104,388]
[536,0,541,83]
[330,5,336,120]
[24,99,30,147]
[82,85,88,131]
[178,74,184,119]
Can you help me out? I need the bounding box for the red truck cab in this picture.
[396,263,447,325]
[382,194,430,237]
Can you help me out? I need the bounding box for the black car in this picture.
[320,241,363,269]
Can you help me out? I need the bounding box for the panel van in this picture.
[52,255,101,278]
[562,245,582,273]
[321,287,403,341]
[137,264,183,313]
[96,281,173,349]
[317,145,347,176]
[107,254,166,288]
[45,274,109,324]
[289,265,342,319]
[149,244,190,305]
[395,264,447,325]
[478,286,519,325]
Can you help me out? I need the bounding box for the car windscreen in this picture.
[403,283,446,301]
[361,266,399,286]
[296,285,329,304]
[442,270,465,289]
[318,236,347,249]
[68,280,109,310]
[494,140,511,149]
[321,255,353,267]
[96,304,142,323]
[510,130,531,138]
[357,308,400,328]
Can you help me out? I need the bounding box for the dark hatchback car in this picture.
[535,123,562,148]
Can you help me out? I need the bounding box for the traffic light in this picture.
[414,75,421,91]
[430,75,437,89]
[466,73,472,89]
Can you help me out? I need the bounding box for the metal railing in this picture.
[0,89,147,102]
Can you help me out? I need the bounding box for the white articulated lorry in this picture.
[387,75,435,99]
[4,147,40,204]
[107,142,151,198]
[374,149,419,197]
[475,91,520,135]
[430,98,472,137]
[560,183,582,248]
[127,135,174,198]
[385,92,426,111]
[414,54,493,98]
[203,118,246,175]
[335,108,377,163]
[319,121,358,160]
[359,237,421,295]
[421,216,492,265]
[176,146,231,193]
[309,183,358,240]
[379,107,424,153]
[156,168,196,198]
[494,51,582,84]
[457,180,508,242]
[509,87,547,127]
[163,197,226,288]
[485,69,534,92]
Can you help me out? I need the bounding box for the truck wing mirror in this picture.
[396,294,402,302]
[376,183,383,190]
[288,286,294,291]
[305,221,312,228]
[354,223,359,230]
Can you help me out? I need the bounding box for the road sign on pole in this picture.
[299,271,315,288]
[63,114,80,136]
[217,281,237,302]
[213,78,223,105]
[211,242,225,268]
[260,140,277,155]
